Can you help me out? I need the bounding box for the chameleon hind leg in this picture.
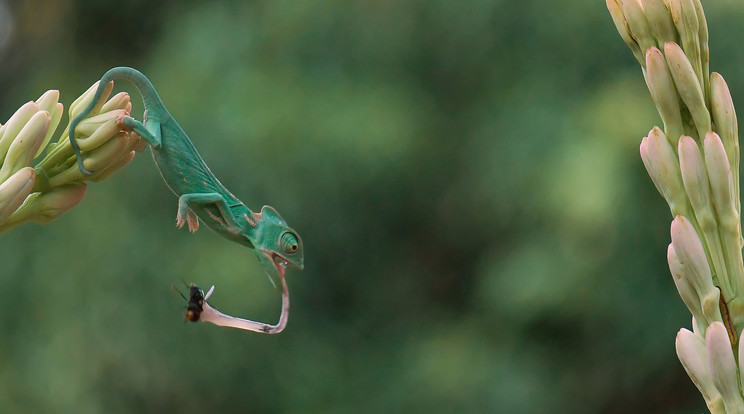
[177,193,242,233]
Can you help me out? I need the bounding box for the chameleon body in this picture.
[68,67,303,332]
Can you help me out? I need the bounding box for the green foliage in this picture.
[2,0,744,412]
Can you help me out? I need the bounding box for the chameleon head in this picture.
[251,205,304,289]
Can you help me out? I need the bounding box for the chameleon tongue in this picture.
[194,275,290,334]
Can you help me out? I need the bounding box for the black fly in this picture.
[173,283,211,322]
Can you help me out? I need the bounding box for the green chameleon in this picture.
[68,67,304,333]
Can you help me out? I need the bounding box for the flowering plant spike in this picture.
[607,0,744,411]
[0,83,140,233]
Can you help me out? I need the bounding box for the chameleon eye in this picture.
[280,232,299,255]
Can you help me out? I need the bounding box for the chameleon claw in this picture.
[186,210,199,232]
[176,208,199,232]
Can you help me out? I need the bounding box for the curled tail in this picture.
[68,67,165,176]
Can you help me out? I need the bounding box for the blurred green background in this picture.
[1,0,744,413]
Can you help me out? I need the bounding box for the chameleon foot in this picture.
[176,208,199,232]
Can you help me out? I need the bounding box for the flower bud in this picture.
[706,322,744,413]
[621,0,655,54]
[4,183,87,227]
[668,244,706,324]
[704,132,737,231]
[692,0,709,90]
[0,102,39,164]
[0,111,51,183]
[89,150,136,183]
[68,81,113,121]
[82,132,130,172]
[664,41,710,139]
[641,0,677,45]
[640,127,690,216]
[100,92,131,114]
[677,328,725,413]
[35,102,63,159]
[678,136,709,215]
[33,90,64,159]
[669,0,700,46]
[607,0,645,65]
[670,215,722,321]
[0,167,35,225]
[645,47,684,145]
[710,73,738,211]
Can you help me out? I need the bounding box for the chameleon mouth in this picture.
[262,249,298,279]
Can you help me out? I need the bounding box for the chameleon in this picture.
[68,67,304,333]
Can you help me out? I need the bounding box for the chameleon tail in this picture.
[69,67,166,176]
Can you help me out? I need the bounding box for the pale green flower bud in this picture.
[706,322,744,414]
[82,131,130,172]
[68,81,113,122]
[621,0,655,55]
[0,111,50,184]
[669,0,700,50]
[33,90,63,158]
[692,0,709,94]
[100,92,132,114]
[676,328,725,414]
[640,127,690,216]
[704,132,738,232]
[678,136,710,216]
[670,215,722,323]
[641,0,677,45]
[710,73,739,212]
[645,47,684,145]
[88,130,143,182]
[89,150,136,183]
[664,41,710,139]
[607,0,645,65]
[0,102,39,164]
[35,90,58,114]
[668,244,708,325]
[0,167,35,225]
[0,183,87,230]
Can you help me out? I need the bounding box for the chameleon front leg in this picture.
[117,115,162,149]
[177,192,242,233]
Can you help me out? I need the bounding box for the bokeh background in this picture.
[1,0,744,413]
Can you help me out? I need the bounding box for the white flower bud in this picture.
[706,322,744,413]
[676,328,725,412]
